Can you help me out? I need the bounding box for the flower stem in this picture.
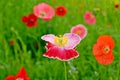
[64,62,67,80]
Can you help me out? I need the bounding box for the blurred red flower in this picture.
[56,6,67,16]
[93,35,115,65]
[5,67,30,80]
[115,4,119,9]
[9,40,14,46]
[22,14,38,28]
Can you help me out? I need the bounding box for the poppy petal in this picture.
[64,33,81,49]
[93,43,104,56]
[5,75,15,80]
[45,42,55,50]
[22,16,28,23]
[44,46,79,61]
[16,67,27,79]
[41,34,55,44]
[95,52,114,65]
[97,35,115,49]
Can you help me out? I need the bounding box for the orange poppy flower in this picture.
[93,35,115,65]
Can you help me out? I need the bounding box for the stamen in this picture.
[39,12,46,17]
[16,78,24,80]
[103,46,110,54]
[54,35,68,47]
[76,30,81,35]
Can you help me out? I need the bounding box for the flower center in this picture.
[54,35,68,47]
[39,12,46,17]
[76,30,81,35]
[89,15,94,20]
[16,78,24,80]
[59,8,63,12]
[103,46,110,54]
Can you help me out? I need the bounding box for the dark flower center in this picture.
[59,8,63,12]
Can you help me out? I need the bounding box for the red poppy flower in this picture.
[93,35,115,65]
[22,14,38,28]
[114,4,119,9]
[5,67,30,80]
[56,6,67,16]
[9,40,14,46]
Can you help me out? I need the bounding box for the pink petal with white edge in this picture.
[33,3,55,21]
[64,33,81,49]
[71,24,87,39]
[44,46,79,61]
[41,34,55,44]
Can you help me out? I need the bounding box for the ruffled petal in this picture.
[41,34,55,44]
[45,42,55,50]
[44,46,79,61]
[93,43,104,56]
[5,75,15,80]
[97,35,115,49]
[95,52,114,65]
[64,33,81,49]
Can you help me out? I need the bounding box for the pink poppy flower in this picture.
[41,33,81,61]
[84,11,96,25]
[71,24,87,39]
[33,3,55,21]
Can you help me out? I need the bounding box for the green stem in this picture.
[64,62,67,80]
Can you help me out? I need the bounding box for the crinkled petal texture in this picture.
[93,35,115,65]
[84,11,96,25]
[34,3,55,21]
[97,35,115,49]
[44,44,79,61]
[95,52,114,65]
[93,43,104,56]
[71,24,87,39]
[5,75,15,80]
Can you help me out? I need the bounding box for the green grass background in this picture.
[0,0,120,80]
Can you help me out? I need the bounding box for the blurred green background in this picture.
[0,0,120,80]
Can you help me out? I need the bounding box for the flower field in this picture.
[0,0,120,80]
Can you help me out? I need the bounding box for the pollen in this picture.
[54,35,68,47]
[16,78,24,80]
[76,30,81,35]
[39,12,46,17]
[103,46,110,54]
